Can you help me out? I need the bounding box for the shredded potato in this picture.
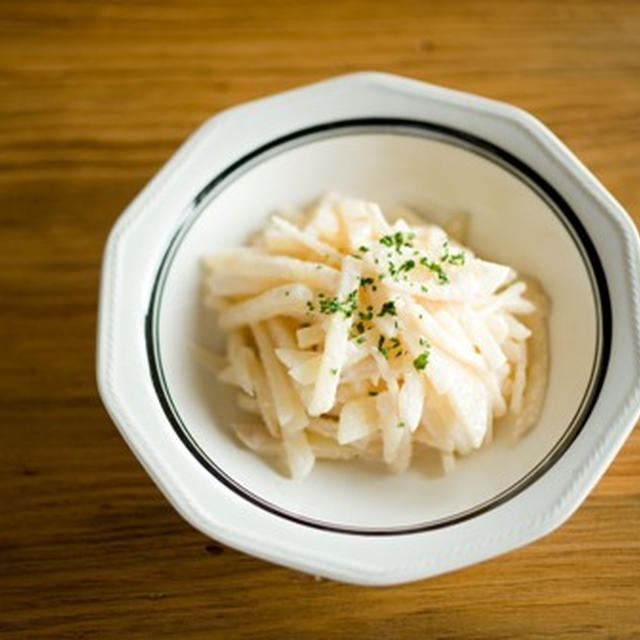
[199,195,549,478]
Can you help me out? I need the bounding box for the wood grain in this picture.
[1,1,639,638]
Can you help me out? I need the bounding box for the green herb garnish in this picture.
[319,289,358,317]
[379,231,415,254]
[377,335,389,358]
[419,256,449,284]
[378,301,397,317]
[441,240,466,265]
[398,259,416,273]
[413,347,431,371]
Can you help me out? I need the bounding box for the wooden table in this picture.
[2,1,639,637]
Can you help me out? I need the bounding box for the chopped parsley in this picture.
[349,321,366,339]
[379,231,415,253]
[441,240,466,265]
[397,421,405,428]
[358,245,370,253]
[306,301,315,312]
[319,289,358,317]
[330,368,338,376]
[398,259,416,273]
[419,256,449,284]
[378,301,397,317]
[413,347,431,371]
[377,335,389,358]
[360,276,374,287]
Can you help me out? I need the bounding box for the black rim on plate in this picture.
[145,118,612,536]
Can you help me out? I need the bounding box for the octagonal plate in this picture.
[97,73,640,585]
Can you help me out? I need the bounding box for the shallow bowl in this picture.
[98,73,640,585]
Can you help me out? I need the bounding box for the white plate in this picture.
[97,72,640,584]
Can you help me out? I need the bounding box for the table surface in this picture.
[1,1,639,638]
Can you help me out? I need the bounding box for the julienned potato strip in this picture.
[199,195,549,479]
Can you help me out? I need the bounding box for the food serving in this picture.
[198,195,549,478]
